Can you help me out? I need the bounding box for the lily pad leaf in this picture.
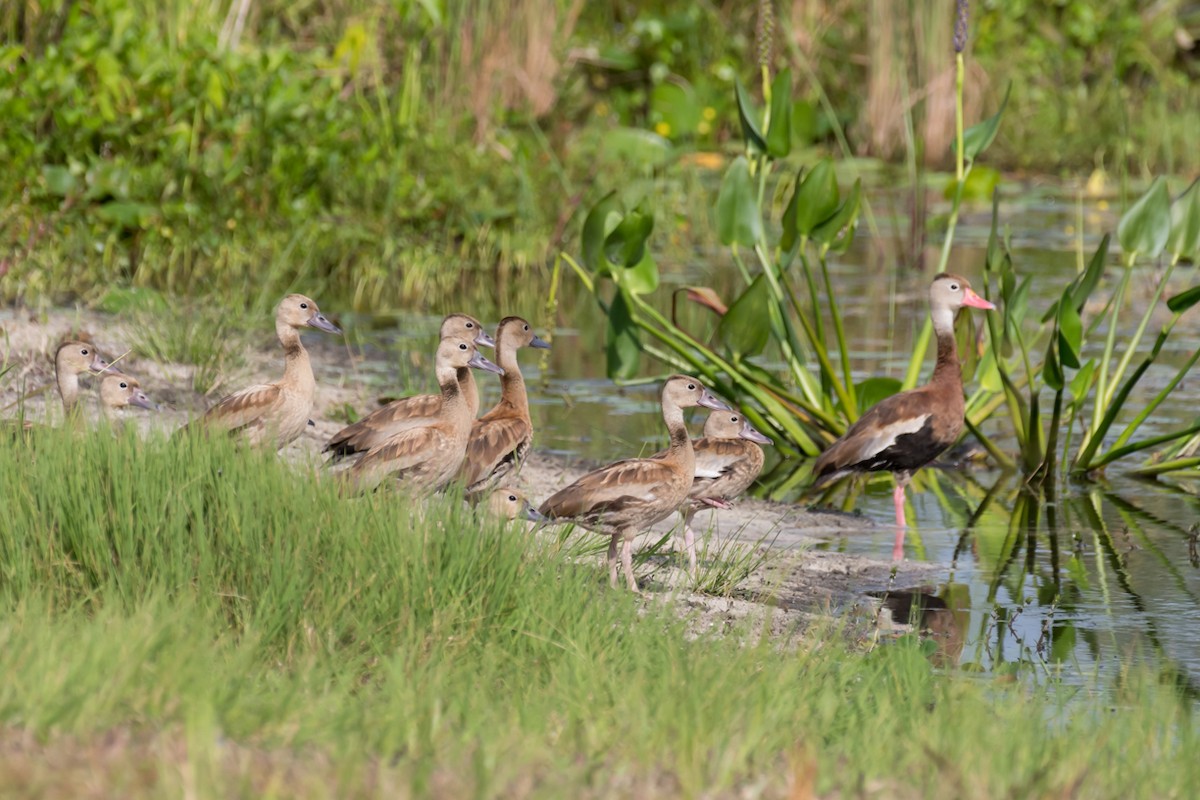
[715,156,763,247]
[734,79,768,154]
[717,274,771,359]
[765,69,792,158]
[581,191,623,276]
[605,289,641,380]
[956,82,1010,163]
[1117,176,1171,260]
[604,201,654,268]
[616,251,660,296]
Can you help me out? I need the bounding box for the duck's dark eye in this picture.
[300,302,309,309]
[466,322,474,328]
[119,382,128,389]
[508,495,517,502]
[730,416,738,423]
[687,383,696,391]
[523,325,529,331]
[81,349,89,355]
[949,283,959,291]
[459,343,468,350]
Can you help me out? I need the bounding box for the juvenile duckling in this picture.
[343,339,503,493]
[537,375,731,592]
[183,294,341,449]
[676,410,772,577]
[55,340,110,416]
[459,316,550,494]
[98,374,156,430]
[483,488,547,523]
[324,313,494,463]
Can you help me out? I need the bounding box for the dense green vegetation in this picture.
[2,1,1197,310]
[0,428,1197,796]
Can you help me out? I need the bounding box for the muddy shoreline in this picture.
[2,306,948,636]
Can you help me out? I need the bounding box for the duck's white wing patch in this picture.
[694,465,726,479]
[857,413,931,460]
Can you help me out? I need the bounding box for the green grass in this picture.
[0,429,1197,797]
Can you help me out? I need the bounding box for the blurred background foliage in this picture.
[1,0,1197,310]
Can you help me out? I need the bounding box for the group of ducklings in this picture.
[15,293,773,592]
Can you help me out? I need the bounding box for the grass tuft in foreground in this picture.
[0,430,1197,797]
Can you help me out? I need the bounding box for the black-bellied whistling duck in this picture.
[55,340,110,416]
[324,313,494,463]
[482,488,547,523]
[811,273,994,560]
[98,374,156,429]
[537,375,731,592]
[676,410,772,577]
[183,294,341,449]
[342,338,503,493]
[458,316,550,495]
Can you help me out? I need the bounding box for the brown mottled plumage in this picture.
[324,313,494,463]
[342,339,504,493]
[184,294,341,449]
[458,316,550,494]
[811,273,994,560]
[673,410,772,576]
[537,375,731,592]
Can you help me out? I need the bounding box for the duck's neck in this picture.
[495,334,528,414]
[929,306,962,390]
[456,366,478,417]
[662,401,695,464]
[101,402,124,430]
[440,364,466,413]
[56,364,81,415]
[278,322,315,395]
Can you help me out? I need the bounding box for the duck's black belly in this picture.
[855,424,950,474]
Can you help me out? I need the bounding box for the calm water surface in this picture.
[339,179,1200,690]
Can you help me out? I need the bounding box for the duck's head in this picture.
[931,274,994,313]
[439,338,504,375]
[56,340,109,375]
[497,316,551,350]
[702,410,773,445]
[662,375,731,412]
[277,294,341,334]
[486,489,546,522]
[441,313,494,349]
[100,374,156,411]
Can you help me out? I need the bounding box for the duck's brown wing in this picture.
[538,458,677,519]
[460,415,531,489]
[690,439,763,499]
[347,424,455,489]
[811,387,934,484]
[325,393,441,459]
[196,383,280,436]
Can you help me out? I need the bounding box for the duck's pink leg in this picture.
[892,481,908,561]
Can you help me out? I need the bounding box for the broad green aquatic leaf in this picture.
[854,376,902,410]
[765,69,792,158]
[1166,285,1200,314]
[1069,359,1096,401]
[600,127,673,169]
[1042,338,1064,391]
[1117,177,1171,259]
[1057,288,1083,369]
[717,274,771,359]
[1167,178,1200,260]
[977,348,1003,393]
[782,159,839,249]
[615,251,660,296]
[811,178,862,253]
[651,81,701,138]
[734,79,768,154]
[956,83,1010,163]
[604,201,654,268]
[943,165,1001,203]
[715,156,763,247]
[42,165,77,197]
[581,191,622,275]
[1049,622,1077,663]
[605,289,641,380]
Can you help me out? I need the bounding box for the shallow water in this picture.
[345,179,1200,689]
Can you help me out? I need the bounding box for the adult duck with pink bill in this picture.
[810,273,995,560]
